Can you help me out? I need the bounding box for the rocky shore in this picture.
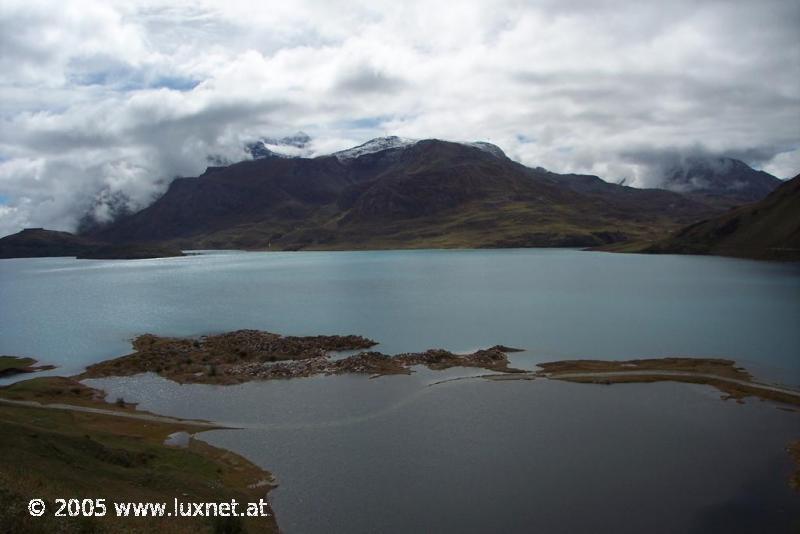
[79,330,524,384]
[229,346,524,380]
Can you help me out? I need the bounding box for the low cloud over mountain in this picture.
[620,145,783,203]
[0,0,798,236]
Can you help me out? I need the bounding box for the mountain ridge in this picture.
[85,138,721,250]
[599,175,800,261]
[1,137,789,259]
[0,228,184,259]
[660,155,782,205]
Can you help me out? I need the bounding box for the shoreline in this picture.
[0,356,56,378]
[2,331,799,532]
[69,330,800,408]
[0,377,279,532]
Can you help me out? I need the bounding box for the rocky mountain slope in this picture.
[603,175,800,260]
[660,156,782,206]
[85,138,719,250]
[2,138,787,257]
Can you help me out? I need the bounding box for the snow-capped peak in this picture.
[332,136,419,161]
[247,131,313,160]
[463,141,506,159]
[331,136,507,161]
[245,134,508,162]
[246,142,294,159]
[267,131,311,149]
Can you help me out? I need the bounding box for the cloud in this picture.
[334,65,406,95]
[763,148,800,180]
[0,0,798,236]
[618,144,771,189]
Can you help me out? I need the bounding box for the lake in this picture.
[2,249,799,532]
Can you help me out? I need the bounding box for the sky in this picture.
[0,0,798,236]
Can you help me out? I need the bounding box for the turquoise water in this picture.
[1,249,798,384]
[3,249,800,532]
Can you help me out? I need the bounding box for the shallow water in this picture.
[163,431,191,448]
[86,369,800,534]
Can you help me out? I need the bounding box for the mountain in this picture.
[0,228,98,258]
[86,138,718,251]
[0,228,184,259]
[331,136,419,160]
[660,156,781,206]
[245,143,286,160]
[602,175,800,260]
[247,131,312,159]
[545,172,714,218]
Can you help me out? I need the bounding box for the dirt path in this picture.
[0,397,225,427]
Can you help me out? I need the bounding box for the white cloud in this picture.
[0,0,798,236]
[763,149,800,180]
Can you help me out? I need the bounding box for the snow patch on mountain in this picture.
[245,134,508,162]
[247,131,312,159]
[463,141,506,159]
[332,136,506,161]
[332,136,419,161]
[246,142,294,159]
[268,132,312,148]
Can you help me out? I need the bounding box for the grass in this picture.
[0,376,136,410]
[0,355,54,377]
[0,399,278,533]
[171,198,689,252]
[0,356,36,373]
[536,357,753,381]
[595,177,800,261]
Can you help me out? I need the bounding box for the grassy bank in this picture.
[0,378,278,533]
[0,356,55,377]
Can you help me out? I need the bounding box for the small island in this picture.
[79,330,525,384]
[74,330,800,410]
